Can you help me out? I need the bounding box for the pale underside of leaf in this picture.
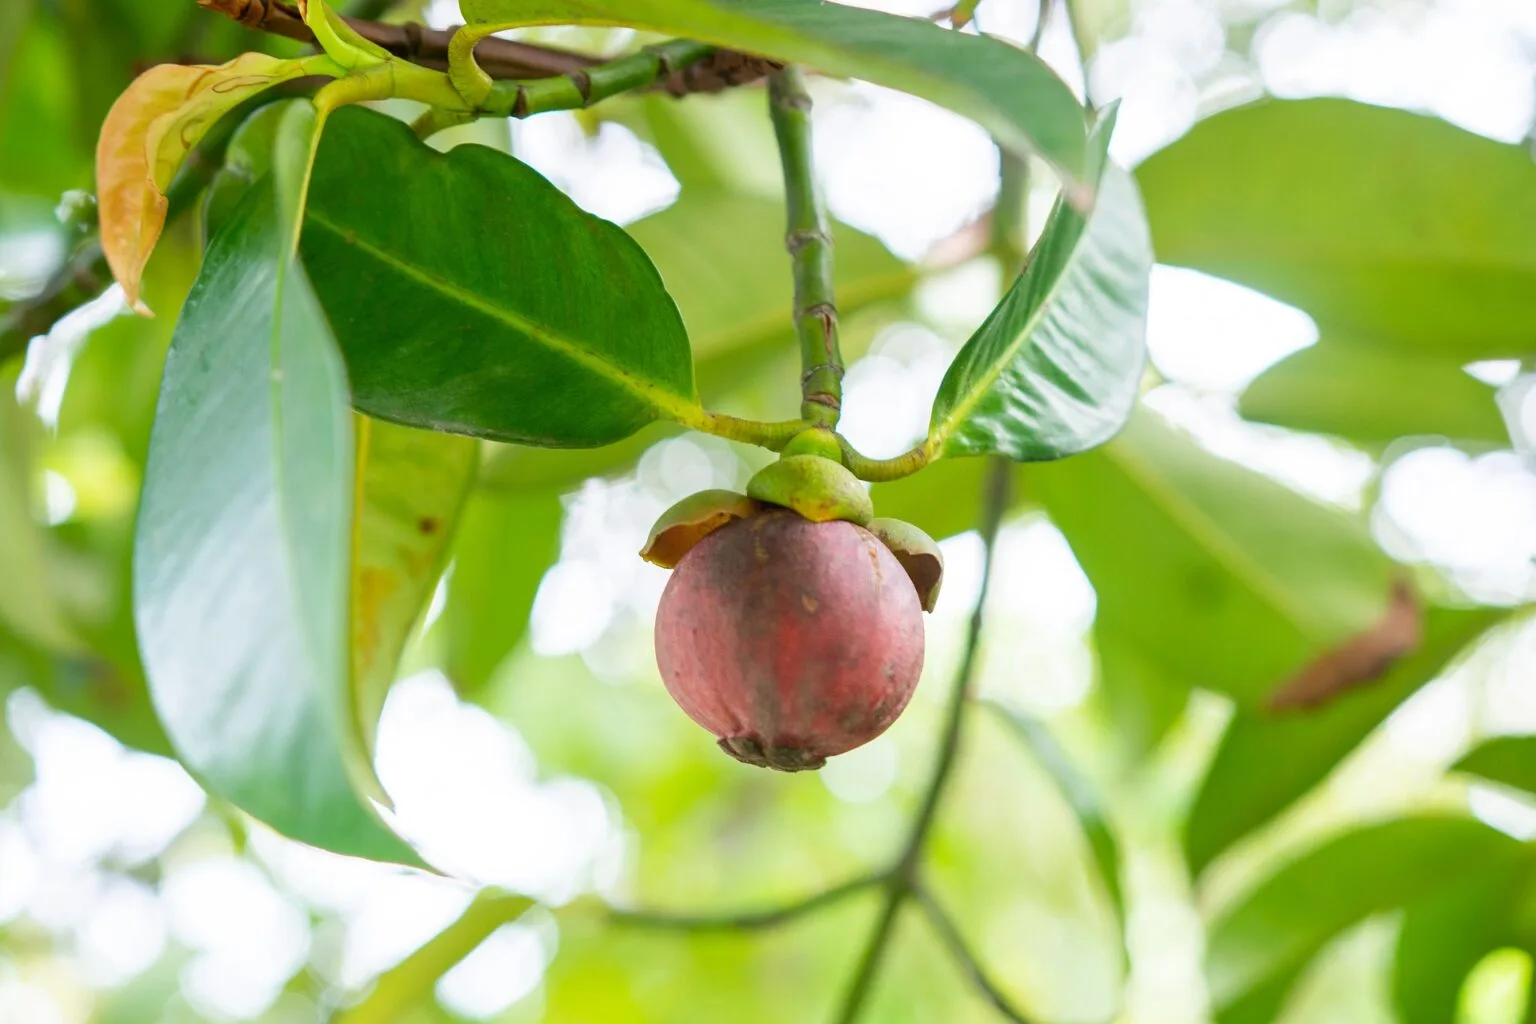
[928,108,1151,462]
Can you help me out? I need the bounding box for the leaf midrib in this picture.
[305,210,699,420]
[1100,435,1328,647]
[930,197,1079,448]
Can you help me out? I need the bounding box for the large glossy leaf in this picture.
[1138,98,1536,360]
[1186,605,1509,875]
[1205,817,1523,1016]
[1392,859,1536,1024]
[134,103,414,862]
[1240,343,1509,448]
[301,106,697,448]
[350,417,477,780]
[1453,735,1536,797]
[440,486,565,698]
[1028,406,1397,710]
[477,191,914,491]
[460,0,1094,200]
[929,111,1151,461]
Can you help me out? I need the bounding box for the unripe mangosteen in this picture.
[654,509,925,771]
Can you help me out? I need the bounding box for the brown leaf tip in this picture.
[1264,578,1424,714]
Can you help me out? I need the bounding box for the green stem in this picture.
[990,148,1031,276]
[841,440,933,483]
[479,39,714,118]
[832,459,1012,1023]
[335,890,533,1024]
[684,410,809,451]
[768,66,843,429]
[611,873,884,931]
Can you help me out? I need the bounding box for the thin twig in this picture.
[610,872,885,931]
[768,65,842,429]
[913,885,1037,1024]
[196,0,779,93]
[833,458,1013,1023]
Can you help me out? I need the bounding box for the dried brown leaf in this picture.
[1265,579,1424,712]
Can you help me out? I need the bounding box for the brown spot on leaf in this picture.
[1265,579,1424,713]
[417,516,440,535]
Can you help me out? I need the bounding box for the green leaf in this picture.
[301,106,697,448]
[989,703,1125,920]
[0,368,81,653]
[1206,817,1523,1016]
[625,191,914,379]
[440,486,564,699]
[350,416,477,789]
[1027,405,1397,709]
[460,0,1094,201]
[1240,343,1509,448]
[134,103,415,862]
[1453,735,1536,797]
[1392,860,1534,1024]
[1089,628,1189,769]
[929,111,1151,461]
[1215,965,1307,1024]
[1137,98,1536,360]
[1186,605,1509,875]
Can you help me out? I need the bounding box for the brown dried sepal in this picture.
[867,517,944,612]
[640,489,761,569]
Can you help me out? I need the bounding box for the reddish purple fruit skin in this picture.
[654,510,925,771]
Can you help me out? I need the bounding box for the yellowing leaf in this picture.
[95,53,322,312]
[348,416,478,804]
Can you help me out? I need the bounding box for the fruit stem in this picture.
[840,438,934,482]
[768,66,844,430]
[833,458,1013,1023]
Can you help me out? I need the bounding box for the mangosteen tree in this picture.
[28,0,1524,1018]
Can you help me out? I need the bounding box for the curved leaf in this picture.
[302,107,697,448]
[1453,735,1536,797]
[929,111,1151,461]
[95,52,324,311]
[1138,98,1536,360]
[460,0,1094,202]
[134,103,414,862]
[1240,342,1509,448]
[1187,605,1509,876]
[1206,817,1522,1016]
[350,416,477,787]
